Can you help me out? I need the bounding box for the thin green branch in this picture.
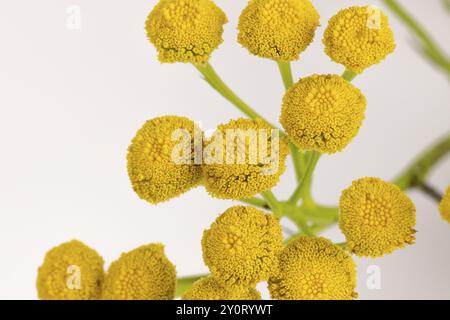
[394,133,450,190]
[342,69,358,81]
[194,63,283,132]
[289,151,321,205]
[276,61,294,89]
[419,183,444,203]
[382,0,450,77]
[261,190,282,218]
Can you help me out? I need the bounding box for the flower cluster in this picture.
[36,0,446,301]
[37,241,176,300]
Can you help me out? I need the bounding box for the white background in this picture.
[0,0,449,299]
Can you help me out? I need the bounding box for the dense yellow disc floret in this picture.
[339,177,417,257]
[280,74,366,154]
[203,118,289,199]
[323,6,396,73]
[37,240,104,300]
[202,206,283,287]
[182,276,261,300]
[146,0,227,63]
[238,0,320,61]
[439,186,450,223]
[102,244,176,300]
[269,237,357,300]
[127,116,203,204]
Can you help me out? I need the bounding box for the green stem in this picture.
[261,190,282,218]
[194,63,280,131]
[382,0,450,77]
[394,133,450,190]
[176,275,205,298]
[289,151,321,205]
[419,183,443,203]
[275,61,305,183]
[342,69,358,82]
[276,61,294,89]
[239,197,269,210]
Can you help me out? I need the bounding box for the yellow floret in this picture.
[202,206,283,287]
[146,0,227,63]
[238,0,320,61]
[203,118,289,199]
[339,177,417,257]
[102,244,176,300]
[439,186,450,223]
[280,74,366,154]
[182,276,261,300]
[323,6,396,73]
[37,240,104,300]
[269,236,357,300]
[127,116,203,204]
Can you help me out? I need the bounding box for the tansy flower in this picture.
[36,240,104,300]
[269,236,357,300]
[102,244,176,300]
[203,118,289,199]
[146,0,227,64]
[339,177,417,257]
[439,185,450,223]
[182,276,261,300]
[280,74,366,154]
[237,0,320,61]
[202,206,283,287]
[127,116,203,204]
[323,6,396,73]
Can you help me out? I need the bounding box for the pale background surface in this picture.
[0,0,449,300]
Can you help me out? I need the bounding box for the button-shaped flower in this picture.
[280,74,366,154]
[146,0,227,63]
[102,244,176,300]
[339,177,417,257]
[269,236,357,300]
[37,240,104,300]
[238,0,320,61]
[202,206,283,287]
[323,6,396,73]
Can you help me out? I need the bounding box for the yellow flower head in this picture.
[323,6,396,73]
[36,240,104,300]
[202,206,283,287]
[102,244,176,300]
[127,116,203,204]
[182,276,261,300]
[339,177,417,257]
[439,185,450,223]
[237,0,320,61]
[269,236,357,300]
[203,118,289,199]
[146,0,227,63]
[280,74,366,154]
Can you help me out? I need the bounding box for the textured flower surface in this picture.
[127,116,203,204]
[323,6,396,73]
[280,74,366,154]
[37,240,104,300]
[269,236,357,300]
[202,206,283,287]
[339,177,416,257]
[238,0,319,61]
[182,276,261,300]
[203,118,289,199]
[146,0,227,63]
[439,185,450,223]
[102,244,176,300]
